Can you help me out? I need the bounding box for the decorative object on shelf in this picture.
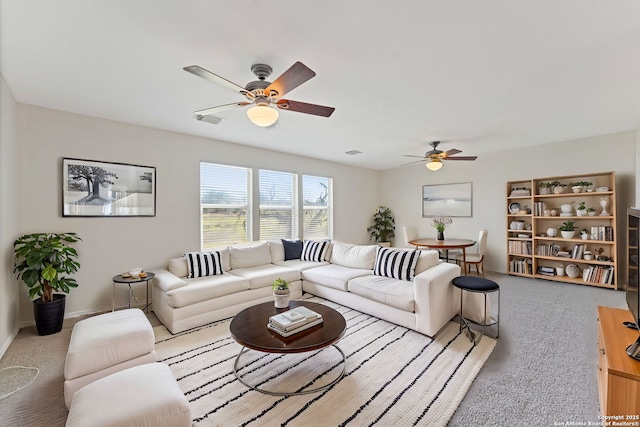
[367,206,395,244]
[13,232,82,335]
[510,187,530,197]
[583,251,593,261]
[560,204,573,217]
[565,263,580,278]
[509,202,521,214]
[569,181,592,193]
[559,220,576,239]
[432,217,453,240]
[596,186,609,192]
[538,182,553,195]
[599,197,610,216]
[575,201,587,216]
[272,277,291,308]
[510,220,524,231]
[556,266,565,276]
[62,158,156,217]
[546,227,557,237]
[550,208,557,216]
[580,229,589,240]
[551,181,567,194]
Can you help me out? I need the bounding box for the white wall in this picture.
[380,131,636,273]
[16,105,380,324]
[0,74,20,356]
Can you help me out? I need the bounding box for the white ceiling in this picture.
[2,1,640,170]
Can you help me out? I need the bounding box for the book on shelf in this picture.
[269,306,323,333]
[267,317,324,337]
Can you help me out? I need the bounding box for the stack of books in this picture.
[268,306,324,337]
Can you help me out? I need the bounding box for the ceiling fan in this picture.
[402,141,477,171]
[183,61,335,127]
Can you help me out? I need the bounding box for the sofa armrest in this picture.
[413,262,461,336]
[152,270,188,293]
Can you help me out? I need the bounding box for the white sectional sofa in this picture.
[152,240,462,337]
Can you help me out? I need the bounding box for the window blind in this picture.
[259,169,297,240]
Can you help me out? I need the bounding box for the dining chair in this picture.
[402,225,419,248]
[455,229,488,276]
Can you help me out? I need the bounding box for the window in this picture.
[259,169,297,240]
[303,175,332,239]
[200,163,252,249]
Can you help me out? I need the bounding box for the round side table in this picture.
[112,272,155,313]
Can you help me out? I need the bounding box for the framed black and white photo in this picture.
[62,158,156,217]
[422,182,472,217]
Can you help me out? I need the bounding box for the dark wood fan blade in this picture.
[276,99,335,117]
[194,102,251,116]
[444,156,478,161]
[444,149,462,156]
[184,65,248,94]
[266,62,316,97]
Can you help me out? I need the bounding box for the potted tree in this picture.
[272,277,291,308]
[13,232,81,335]
[367,206,395,246]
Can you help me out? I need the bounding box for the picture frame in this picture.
[422,182,472,217]
[62,158,156,217]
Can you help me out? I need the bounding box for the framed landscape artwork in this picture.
[62,158,156,217]
[422,182,472,217]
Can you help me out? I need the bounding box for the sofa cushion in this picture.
[302,240,330,262]
[274,259,329,272]
[228,264,301,289]
[166,274,250,308]
[282,239,303,260]
[348,275,415,312]
[229,242,271,269]
[302,264,372,291]
[184,251,224,278]
[329,241,378,269]
[415,250,440,275]
[168,249,230,278]
[373,247,419,281]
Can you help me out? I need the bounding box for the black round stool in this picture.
[452,276,500,345]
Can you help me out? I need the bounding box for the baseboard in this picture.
[0,326,19,359]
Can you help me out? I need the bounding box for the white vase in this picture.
[546,227,557,237]
[599,197,610,216]
[273,292,290,308]
[560,230,575,239]
[556,266,565,276]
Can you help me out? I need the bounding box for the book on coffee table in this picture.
[267,317,324,337]
[268,306,324,336]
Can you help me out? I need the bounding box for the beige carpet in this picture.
[154,297,496,426]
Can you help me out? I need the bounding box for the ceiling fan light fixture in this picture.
[247,103,279,127]
[426,159,443,171]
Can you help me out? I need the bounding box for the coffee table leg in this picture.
[233,345,347,396]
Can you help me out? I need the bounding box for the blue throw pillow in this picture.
[281,239,303,261]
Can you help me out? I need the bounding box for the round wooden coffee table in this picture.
[230,300,347,396]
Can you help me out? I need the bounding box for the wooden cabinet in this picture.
[597,306,640,418]
[506,171,617,289]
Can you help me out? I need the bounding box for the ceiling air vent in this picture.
[345,150,362,155]
[194,114,223,125]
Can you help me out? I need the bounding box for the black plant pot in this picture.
[33,294,66,336]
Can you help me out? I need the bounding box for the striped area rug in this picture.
[154,296,496,427]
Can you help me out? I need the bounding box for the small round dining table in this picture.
[408,238,476,275]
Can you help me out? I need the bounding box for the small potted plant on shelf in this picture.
[538,181,553,195]
[558,220,576,239]
[574,201,587,216]
[569,181,593,193]
[13,232,82,336]
[587,207,596,216]
[431,217,453,241]
[550,180,567,194]
[367,206,396,246]
[272,277,291,308]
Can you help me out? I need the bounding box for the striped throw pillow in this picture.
[301,240,330,262]
[184,251,224,278]
[373,247,419,281]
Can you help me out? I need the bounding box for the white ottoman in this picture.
[66,362,191,427]
[64,308,156,408]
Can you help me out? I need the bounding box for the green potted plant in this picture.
[13,232,81,335]
[272,277,291,308]
[574,201,587,216]
[587,206,596,216]
[538,181,553,195]
[367,206,395,245]
[550,180,567,194]
[558,221,576,239]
